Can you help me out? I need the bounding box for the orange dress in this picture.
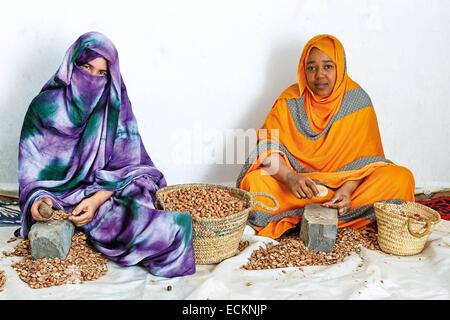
[237,35,415,239]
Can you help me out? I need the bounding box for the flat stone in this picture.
[299,204,338,253]
[29,220,75,259]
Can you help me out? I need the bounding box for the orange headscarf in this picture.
[299,35,349,133]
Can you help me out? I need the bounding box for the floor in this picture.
[1,221,450,300]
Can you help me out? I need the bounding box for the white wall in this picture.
[0,0,449,192]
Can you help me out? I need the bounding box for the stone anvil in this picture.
[28,202,75,259]
[299,204,338,253]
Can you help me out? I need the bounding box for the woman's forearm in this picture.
[339,179,363,194]
[261,153,295,185]
[91,190,114,206]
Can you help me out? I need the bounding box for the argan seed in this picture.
[0,270,6,292]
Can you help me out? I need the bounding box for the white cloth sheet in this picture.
[1,222,450,300]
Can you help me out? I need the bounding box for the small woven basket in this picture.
[374,201,440,256]
[155,183,278,264]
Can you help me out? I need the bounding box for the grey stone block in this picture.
[299,204,338,253]
[29,220,75,259]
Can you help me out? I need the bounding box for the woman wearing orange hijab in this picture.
[237,34,415,239]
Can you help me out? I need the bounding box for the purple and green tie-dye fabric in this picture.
[17,32,195,277]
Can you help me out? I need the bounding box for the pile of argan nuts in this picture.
[49,209,71,220]
[242,228,380,270]
[3,233,108,289]
[238,240,250,252]
[164,187,247,218]
[0,270,5,292]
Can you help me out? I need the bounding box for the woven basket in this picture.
[155,183,279,264]
[374,201,440,256]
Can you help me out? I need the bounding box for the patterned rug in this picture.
[416,196,450,221]
[0,196,21,226]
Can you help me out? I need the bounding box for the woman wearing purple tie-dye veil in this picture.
[17,32,195,277]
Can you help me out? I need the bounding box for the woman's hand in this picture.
[69,196,101,227]
[69,190,114,227]
[261,153,318,199]
[322,188,352,215]
[322,180,363,215]
[31,198,53,221]
[285,172,319,199]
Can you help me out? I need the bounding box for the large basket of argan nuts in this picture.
[155,184,279,264]
[374,201,440,256]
